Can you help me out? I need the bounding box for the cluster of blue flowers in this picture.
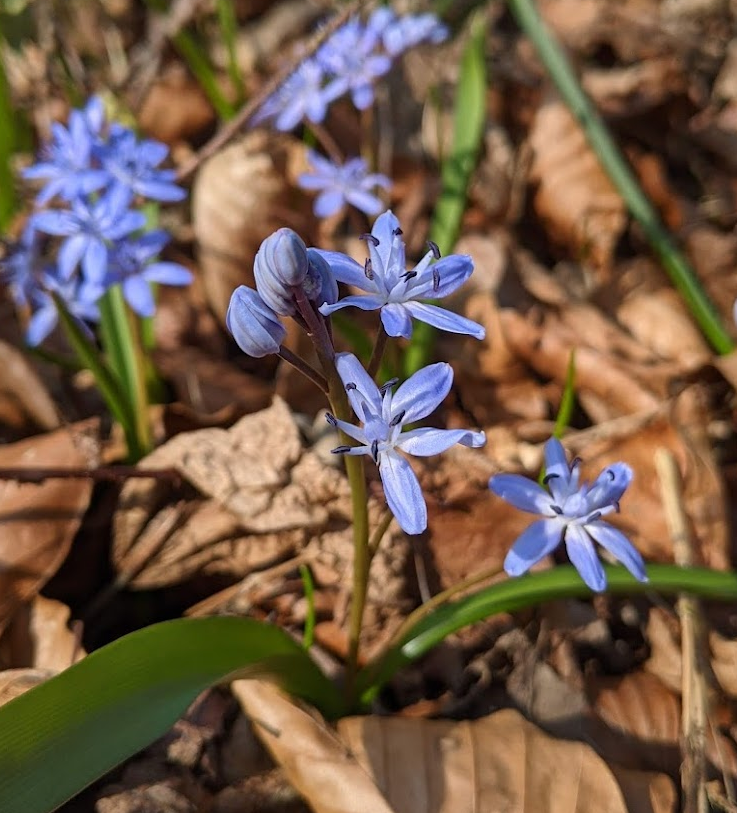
[1,96,191,346]
[227,210,649,592]
[255,8,447,131]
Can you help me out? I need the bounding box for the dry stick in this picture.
[655,448,709,813]
[0,466,181,484]
[176,0,370,183]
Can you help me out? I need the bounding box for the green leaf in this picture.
[356,564,737,704]
[404,14,487,375]
[0,617,342,813]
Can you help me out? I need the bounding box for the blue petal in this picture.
[313,250,377,293]
[403,301,485,339]
[543,437,574,504]
[142,262,193,286]
[584,463,633,511]
[123,276,155,317]
[330,416,367,445]
[345,189,384,216]
[489,474,554,514]
[503,518,562,577]
[584,521,647,582]
[404,254,474,299]
[82,239,108,283]
[379,450,426,535]
[314,190,345,218]
[391,362,453,423]
[57,234,88,279]
[335,352,382,419]
[26,305,58,346]
[370,210,400,272]
[565,524,606,592]
[319,294,384,316]
[396,427,485,456]
[380,303,413,338]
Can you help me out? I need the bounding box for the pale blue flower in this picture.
[380,12,448,56]
[105,230,192,317]
[254,59,334,131]
[329,353,485,534]
[32,186,145,282]
[489,438,648,592]
[317,210,485,340]
[298,150,391,218]
[227,286,286,357]
[318,18,391,110]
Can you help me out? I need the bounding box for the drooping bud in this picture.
[253,228,309,315]
[226,285,286,358]
[305,248,338,307]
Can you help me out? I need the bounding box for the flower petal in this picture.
[584,521,647,582]
[314,190,344,218]
[142,262,193,286]
[379,450,426,535]
[335,352,382,419]
[584,463,633,511]
[403,301,485,339]
[489,474,554,514]
[380,302,413,338]
[370,210,400,271]
[543,437,573,504]
[319,293,384,316]
[329,416,367,445]
[391,362,453,423]
[565,524,606,592]
[503,518,562,577]
[313,250,377,292]
[396,427,485,456]
[404,254,474,299]
[123,276,155,317]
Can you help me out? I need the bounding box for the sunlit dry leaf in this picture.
[529,99,626,273]
[0,422,97,635]
[590,670,737,777]
[0,596,85,671]
[0,668,54,707]
[0,339,60,437]
[708,631,737,699]
[192,131,313,323]
[138,64,215,143]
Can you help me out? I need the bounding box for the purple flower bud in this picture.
[305,248,338,307]
[226,285,286,358]
[254,228,309,315]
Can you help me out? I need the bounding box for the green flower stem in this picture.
[366,324,388,379]
[356,564,737,705]
[277,346,328,393]
[507,0,734,355]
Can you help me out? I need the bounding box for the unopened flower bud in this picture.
[305,248,338,307]
[254,228,309,315]
[226,285,286,357]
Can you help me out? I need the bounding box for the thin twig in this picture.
[655,448,709,813]
[0,466,182,484]
[176,0,369,181]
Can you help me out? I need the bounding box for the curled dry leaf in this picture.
[0,595,85,672]
[235,681,675,813]
[0,338,60,438]
[529,99,626,274]
[192,130,314,324]
[0,421,97,636]
[0,668,55,707]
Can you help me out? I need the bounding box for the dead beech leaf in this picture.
[529,99,626,273]
[234,681,674,813]
[192,130,313,323]
[0,338,60,437]
[0,668,54,707]
[0,595,85,671]
[0,421,97,635]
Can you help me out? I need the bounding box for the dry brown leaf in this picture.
[0,668,54,707]
[0,595,85,671]
[0,422,97,635]
[0,339,60,437]
[192,131,314,324]
[235,681,674,813]
[708,631,737,699]
[529,99,626,273]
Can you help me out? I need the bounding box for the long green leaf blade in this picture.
[0,617,342,813]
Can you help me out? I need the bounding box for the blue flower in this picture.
[32,186,146,282]
[317,210,485,340]
[318,18,391,110]
[489,438,648,592]
[379,11,448,56]
[24,271,103,346]
[226,285,286,357]
[329,353,485,534]
[0,222,43,309]
[106,230,192,317]
[23,96,109,204]
[254,59,333,131]
[97,124,186,202]
[298,150,391,218]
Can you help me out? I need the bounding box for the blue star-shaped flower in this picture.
[254,58,333,132]
[489,438,648,591]
[329,352,485,534]
[298,150,391,218]
[317,210,485,340]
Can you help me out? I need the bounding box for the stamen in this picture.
[586,511,602,523]
[389,410,406,427]
[432,267,440,292]
[360,233,380,246]
[612,500,620,513]
[325,413,337,427]
[543,472,560,485]
[570,456,582,470]
[371,439,380,463]
[379,377,399,395]
[364,257,374,280]
[427,240,441,259]
[402,270,417,282]
[550,504,563,515]
[392,227,403,236]
[606,469,615,481]
[346,382,357,391]
[331,445,352,454]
